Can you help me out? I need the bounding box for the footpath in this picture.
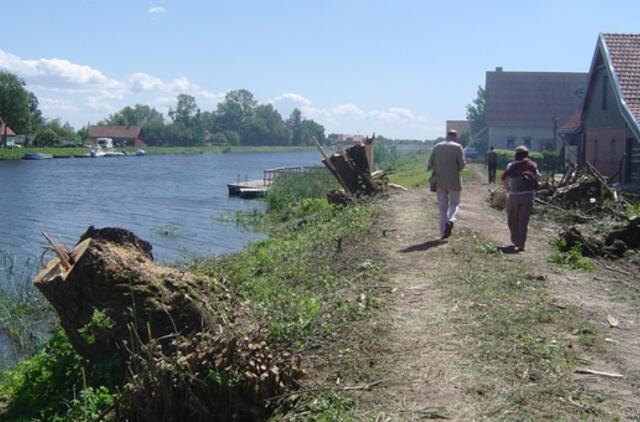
[357,170,640,420]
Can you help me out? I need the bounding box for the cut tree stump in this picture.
[34,226,227,363]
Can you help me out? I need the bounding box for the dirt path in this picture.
[359,167,640,420]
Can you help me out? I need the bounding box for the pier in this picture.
[228,166,324,198]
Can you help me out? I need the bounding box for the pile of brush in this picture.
[314,136,393,205]
[536,162,621,215]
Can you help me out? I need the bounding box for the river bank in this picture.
[0,166,385,420]
[0,145,315,160]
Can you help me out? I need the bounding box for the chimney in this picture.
[495,67,503,72]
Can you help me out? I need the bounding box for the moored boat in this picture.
[23,152,53,160]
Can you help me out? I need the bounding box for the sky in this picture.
[2,0,640,139]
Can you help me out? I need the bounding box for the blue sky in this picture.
[2,0,639,139]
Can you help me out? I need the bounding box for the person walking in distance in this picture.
[486,146,498,184]
[427,129,466,239]
[501,146,541,252]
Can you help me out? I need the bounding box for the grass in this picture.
[265,171,338,213]
[0,145,314,160]
[387,151,477,188]
[442,231,610,419]
[550,237,596,272]
[0,252,52,365]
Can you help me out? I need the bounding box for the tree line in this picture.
[0,70,326,147]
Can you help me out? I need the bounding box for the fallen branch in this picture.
[574,368,624,378]
[388,183,409,191]
[263,378,388,402]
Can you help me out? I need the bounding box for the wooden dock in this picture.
[227,179,269,198]
[228,166,325,199]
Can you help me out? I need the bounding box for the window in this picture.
[523,137,532,149]
[602,74,608,111]
[506,137,515,149]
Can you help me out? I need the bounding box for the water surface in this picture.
[0,150,320,270]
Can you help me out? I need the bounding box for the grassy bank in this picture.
[0,172,384,420]
[387,150,477,188]
[0,145,315,160]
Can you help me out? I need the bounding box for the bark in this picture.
[34,227,224,362]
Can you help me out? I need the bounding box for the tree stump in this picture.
[34,227,227,363]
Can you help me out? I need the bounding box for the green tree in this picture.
[105,104,164,127]
[466,86,486,135]
[215,89,257,132]
[286,109,303,145]
[34,128,60,146]
[169,94,198,125]
[300,119,325,145]
[0,71,41,145]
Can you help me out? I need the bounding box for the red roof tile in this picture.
[88,125,141,139]
[0,124,16,136]
[559,112,581,134]
[601,33,640,124]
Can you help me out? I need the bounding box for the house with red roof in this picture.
[0,123,16,137]
[0,123,17,147]
[569,33,640,184]
[88,125,147,147]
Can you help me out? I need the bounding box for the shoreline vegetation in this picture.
[0,145,316,160]
[0,147,408,420]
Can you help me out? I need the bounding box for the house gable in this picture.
[580,33,640,141]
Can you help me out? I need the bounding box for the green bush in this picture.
[492,149,562,174]
[550,243,595,272]
[266,172,337,212]
[0,329,118,421]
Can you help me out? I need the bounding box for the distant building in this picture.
[338,134,365,144]
[88,125,147,147]
[0,123,17,147]
[0,123,15,136]
[483,67,587,151]
[564,33,640,185]
[332,134,365,145]
[445,120,470,136]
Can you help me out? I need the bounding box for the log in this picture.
[34,226,225,363]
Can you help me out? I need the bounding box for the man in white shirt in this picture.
[427,130,466,239]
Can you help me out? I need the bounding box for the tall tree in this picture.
[466,86,486,135]
[286,109,303,145]
[169,94,198,125]
[215,89,257,132]
[0,71,40,145]
[105,104,164,127]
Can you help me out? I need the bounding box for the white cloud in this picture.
[39,98,79,112]
[0,48,227,123]
[147,6,166,15]
[271,92,313,107]
[0,48,429,137]
[129,72,163,92]
[0,49,113,86]
[271,92,423,124]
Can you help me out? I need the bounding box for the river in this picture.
[0,150,321,275]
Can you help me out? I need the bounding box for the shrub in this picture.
[266,172,337,212]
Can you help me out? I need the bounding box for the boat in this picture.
[23,152,53,160]
[104,149,126,157]
[90,147,106,158]
[135,149,147,156]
